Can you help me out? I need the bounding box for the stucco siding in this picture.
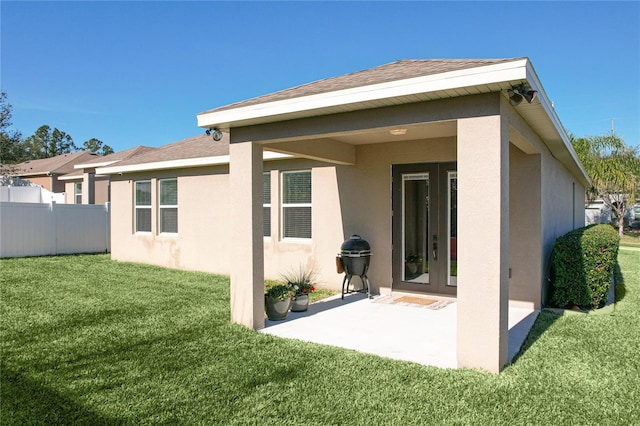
[540,150,586,304]
[509,145,542,308]
[110,167,232,274]
[335,137,457,294]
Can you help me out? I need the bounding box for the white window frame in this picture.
[263,172,271,238]
[74,182,82,204]
[281,170,312,241]
[158,178,178,235]
[135,180,152,233]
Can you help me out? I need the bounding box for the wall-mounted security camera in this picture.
[205,128,223,141]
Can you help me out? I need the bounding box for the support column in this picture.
[82,171,95,204]
[229,141,264,330]
[457,115,509,373]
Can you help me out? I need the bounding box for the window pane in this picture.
[75,182,82,204]
[283,172,311,204]
[263,206,271,237]
[263,173,271,203]
[136,208,151,232]
[160,208,178,233]
[136,181,151,206]
[283,206,311,238]
[160,179,177,205]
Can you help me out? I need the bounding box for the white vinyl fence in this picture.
[0,202,110,258]
[0,186,65,204]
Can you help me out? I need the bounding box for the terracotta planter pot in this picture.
[291,293,310,312]
[265,296,291,320]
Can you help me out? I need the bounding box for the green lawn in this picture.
[2,253,639,425]
[620,230,640,247]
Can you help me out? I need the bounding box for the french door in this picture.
[392,163,457,295]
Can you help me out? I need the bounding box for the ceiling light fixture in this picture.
[389,128,407,136]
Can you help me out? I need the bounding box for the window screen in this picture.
[75,182,82,204]
[282,171,311,239]
[159,178,177,233]
[135,181,151,232]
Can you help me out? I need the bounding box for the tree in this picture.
[22,125,77,159]
[81,138,114,156]
[572,134,640,236]
[0,91,25,167]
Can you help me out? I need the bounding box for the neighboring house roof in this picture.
[97,133,290,175]
[75,145,157,168]
[196,57,590,187]
[59,146,157,180]
[14,151,100,177]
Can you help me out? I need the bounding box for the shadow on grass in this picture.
[1,368,113,425]
[614,260,627,303]
[510,310,561,365]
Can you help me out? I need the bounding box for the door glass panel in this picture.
[403,173,429,283]
[448,172,458,286]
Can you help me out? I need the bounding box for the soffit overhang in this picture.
[196,59,590,186]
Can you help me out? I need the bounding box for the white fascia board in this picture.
[74,160,118,169]
[97,151,292,175]
[197,59,530,128]
[525,62,591,185]
[58,174,82,181]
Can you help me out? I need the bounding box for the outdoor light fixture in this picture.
[206,128,224,141]
[389,128,407,136]
[508,84,538,106]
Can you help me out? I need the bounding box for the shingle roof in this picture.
[111,133,229,167]
[15,151,100,176]
[203,59,521,114]
[76,145,157,166]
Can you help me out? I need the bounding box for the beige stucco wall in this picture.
[108,138,457,291]
[108,94,585,309]
[508,146,542,308]
[110,166,232,274]
[64,176,109,204]
[333,137,457,294]
[64,181,77,204]
[26,175,54,192]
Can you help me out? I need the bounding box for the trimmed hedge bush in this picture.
[550,224,619,309]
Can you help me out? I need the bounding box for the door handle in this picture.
[432,235,438,261]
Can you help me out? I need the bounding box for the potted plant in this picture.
[405,254,423,274]
[281,265,317,312]
[264,283,294,320]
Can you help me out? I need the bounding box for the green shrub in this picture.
[550,224,619,309]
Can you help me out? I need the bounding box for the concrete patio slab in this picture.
[260,293,539,370]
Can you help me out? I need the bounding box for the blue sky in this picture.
[2,1,639,152]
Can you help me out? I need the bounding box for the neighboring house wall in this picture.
[0,202,110,257]
[64,176,110,204]
[95,176,110,204]
[24,175,53,192]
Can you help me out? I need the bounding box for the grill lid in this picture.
[340,235,371,256]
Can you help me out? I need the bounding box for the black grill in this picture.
[339,235,371,299]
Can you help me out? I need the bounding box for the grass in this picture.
[620,229,640,247]
[2,252,639,425]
